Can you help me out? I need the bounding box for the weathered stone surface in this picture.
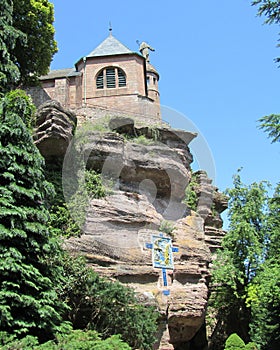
[64,183,225,349]
[35,105,227,349]
[33,100,77,159]
[82,129,194,220]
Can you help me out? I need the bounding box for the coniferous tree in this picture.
[0,90,65,339]
[0,0,22,93]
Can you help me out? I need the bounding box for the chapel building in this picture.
[28,32,161,121]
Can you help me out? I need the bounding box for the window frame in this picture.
[96,67,126,90]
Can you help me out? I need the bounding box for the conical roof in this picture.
[86,33,134,57]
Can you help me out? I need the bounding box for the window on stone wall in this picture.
[118,68,126,87]
[96,67,126,89]
[96,72,104,89]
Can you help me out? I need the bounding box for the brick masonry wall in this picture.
[26,53,161,122]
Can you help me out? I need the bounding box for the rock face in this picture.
[33,100,77,160]
[35,111,227,349]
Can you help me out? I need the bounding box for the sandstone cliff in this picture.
[34,101,227,350]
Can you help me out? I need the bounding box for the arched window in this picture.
[96,67,126,89]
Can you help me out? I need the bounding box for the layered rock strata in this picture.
[34,109,227,349]
[33,100,77,160]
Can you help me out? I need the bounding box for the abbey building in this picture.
[27,33,161,121]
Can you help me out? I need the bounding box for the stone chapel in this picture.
[27,32,161,121]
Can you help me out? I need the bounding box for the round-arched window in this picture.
[96,67,126,89]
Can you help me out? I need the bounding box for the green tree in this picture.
[209,172,269,346]
[12,0,57,85]
[0,90,65,339]
[0,0,57,90]
[247,184,280,349]
[0,0,22,93]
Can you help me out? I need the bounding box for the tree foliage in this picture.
[252,0,280,62]
[0,330,131,350]
[258,114,280,143]
[12,0,57,85]
[58,255,158,350]
[224,333,246,350]
[252,0,280,24]
[0,0,22,93]
[0,90,65,339]
[247,184,280,349]
[0,0,57,91]
[209,172,270,347]
[209,172,280,349]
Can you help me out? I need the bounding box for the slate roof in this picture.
[40,68,81,80]
[86,33,135,57]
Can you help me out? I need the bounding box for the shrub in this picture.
[224,333,246,350]
[184,172,199,210]
[0,330,131,350]
[58,255,159,349]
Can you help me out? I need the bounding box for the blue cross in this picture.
[146,233,179,296]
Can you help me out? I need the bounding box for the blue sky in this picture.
[50,0,279,195]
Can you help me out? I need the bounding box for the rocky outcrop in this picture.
[33,100,77,160]
[61,117,227,349]
[35,110,227,349]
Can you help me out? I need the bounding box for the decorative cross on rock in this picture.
[146,233,179,296]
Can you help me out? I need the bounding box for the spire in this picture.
[109,21,112,36]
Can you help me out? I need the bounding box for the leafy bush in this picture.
[224,333,246,349]
[58,255,158,349]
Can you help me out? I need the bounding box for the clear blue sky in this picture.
[50,0,279,195]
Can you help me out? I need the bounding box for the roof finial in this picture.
[109,21,112,35]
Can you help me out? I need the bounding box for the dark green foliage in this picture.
[224,333,246,350]
[0,0,22,93]
[258,114,280,143]
[0,91,65,339]
[252,0,280,63]
[45,168,81,237]
[0,330,131,349]
[59,255,158,350]
[252,0,280,24]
